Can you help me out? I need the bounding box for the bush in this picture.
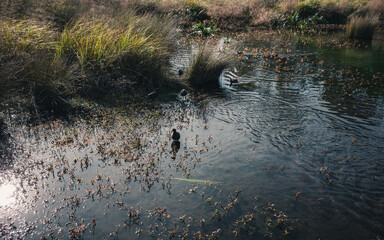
[187,47,229,89]
[347,15,379,40]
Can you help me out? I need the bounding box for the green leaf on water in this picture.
[172,178,222,185]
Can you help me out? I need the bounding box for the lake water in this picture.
[1,30,384,239]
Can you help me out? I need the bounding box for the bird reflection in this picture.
[171,140,180,159]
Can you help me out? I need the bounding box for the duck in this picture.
[171,128,180,141]
[180,89,188,97]
[229,78,239,86]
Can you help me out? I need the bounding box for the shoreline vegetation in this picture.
[0,0,383,118]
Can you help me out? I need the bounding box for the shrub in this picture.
[187,47,229,89]
[347,15,379,40]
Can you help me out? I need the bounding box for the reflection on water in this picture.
[0,31,384,239]
[0,183,16,207]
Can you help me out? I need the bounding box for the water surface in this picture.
[1,31,384,239]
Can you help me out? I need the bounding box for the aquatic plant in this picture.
[346,15,379,40]
[234,201,296,238]
[275,11,324,31]
[192,20,217,37]
[186,46,229,89]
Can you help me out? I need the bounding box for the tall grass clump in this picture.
[347,15,379,40]
[0,19,78,115]
[187,47,229,89]
[56,15,175,92]
[0,12,75,114]
[368,0,384,17]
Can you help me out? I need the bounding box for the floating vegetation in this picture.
[172,177,222,185]
[1,2,384,238]
[234,200,296,239]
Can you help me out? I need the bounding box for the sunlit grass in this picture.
[0,8,177,114]
[56,18,168,66]
[0,19,56,54]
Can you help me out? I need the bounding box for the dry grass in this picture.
[0,19,56,54]
[187,46,229,89]
[367,0,384,17]
[347,14,379,40]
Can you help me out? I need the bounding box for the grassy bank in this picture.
[1,0,382,117]
[0,1,179,116]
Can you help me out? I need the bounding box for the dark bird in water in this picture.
[178,69,184,76]
[147,88,159,99]
[226,71,240,86]
[229,78,239,86]
[180,89,188,97]
[171,128,180,141]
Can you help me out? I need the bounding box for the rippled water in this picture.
[1,31,384,239]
